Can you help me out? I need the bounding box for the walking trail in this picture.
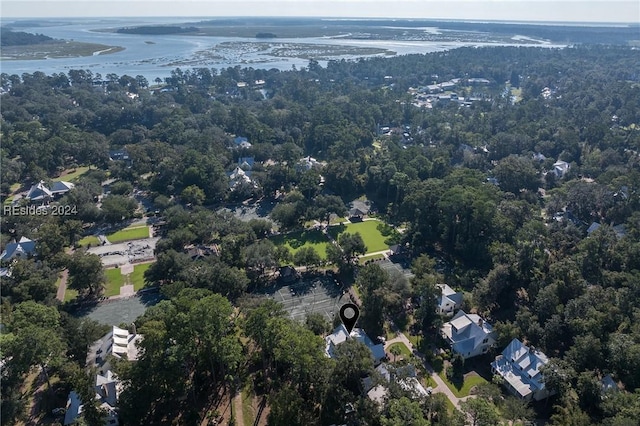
[232,392,245,426]
[55,247,74,302]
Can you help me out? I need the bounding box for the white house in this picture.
[362,363,391,405]
[67,327,142,425]
[441,311,496,359]
[64,370,121,425]
[228,167,257,192]
[436,284,463,315]
[89,326,142,373]
[325,325,386,364]
[553,160,570,178]
[233,136,252,149]
[297,156,323,172]
[491,338,554,401]
[95,370,121,425]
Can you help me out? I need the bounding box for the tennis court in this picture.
[378,258,414,280]
[262,274,351,322]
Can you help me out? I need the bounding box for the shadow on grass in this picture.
[272,229,329,249]
[327,223,347,239]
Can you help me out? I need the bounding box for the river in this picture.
[0,18,565,82]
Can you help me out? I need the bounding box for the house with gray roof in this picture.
[50,180,75,196]
[325,324,385,364]
[0,237,36,262]
[25,181,53,202]
[491,338,554,401]
[441,310,496,359]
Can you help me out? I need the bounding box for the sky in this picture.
[1,0,639,23]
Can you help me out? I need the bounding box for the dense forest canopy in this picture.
[1,44,640,425]
[0,28,54,46]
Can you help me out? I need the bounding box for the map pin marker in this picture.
[339,303,360,334]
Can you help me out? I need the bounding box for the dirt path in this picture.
[56,247,75,302]
[233,392,245,426]
[55,269,69,302]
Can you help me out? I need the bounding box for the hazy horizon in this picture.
[2,1,639,24]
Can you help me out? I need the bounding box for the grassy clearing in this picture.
[53,166,90,182]
[388,342,412,359]
[438,370,488,398]
[330,216,347,225]
[406,333,420,347]
[78,235,100,247]
[329,220,389,253]
[130,263,152,291]
[64,288,78,302]
[270,229,330,260]
[107,226,150,243]
[105,268,125,297]
[2,43,124,60]
[352,284,362,300]
[511,87,523,103]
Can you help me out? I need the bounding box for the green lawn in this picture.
[57,273,79,302]
[53,166,90,182]
[269,229,330,261]
[107,226,150,243]
[130,263,152,291]
[78,235,100,247]
[388,342,412,359]
[444,396,456,413]
[328,220,389,254]
[64,288,78,302]
[330,216,347,225]
[438,370,488,398]
[105,268,125,297]
[406,333,420,348]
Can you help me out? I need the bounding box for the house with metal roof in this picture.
[441,310,496,359]
[491,338,554,401]
[436,284,463,316]
[325,324,386,364]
